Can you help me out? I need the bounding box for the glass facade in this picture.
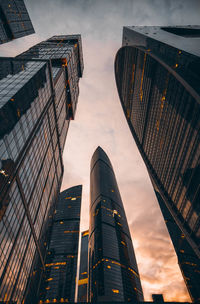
[36,186,82,303]
[155,191,200,301]
[78,230,89,302]
[115,26,200,302]
[89,147,144,302]
[0,0,34,44]
[0,35,83,303]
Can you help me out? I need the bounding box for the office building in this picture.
[36,186,82,303]
[0,0,34,44]
[78,230,89,302]
[0,35,83,303]
[89,146,144,302]
[115,26,200,302]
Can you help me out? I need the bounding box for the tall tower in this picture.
[89,146,144,302]
[0,35,83,303]
[78,230,89,302]
[34,186,82,303]
[0,0,35,44]
[115,26,200,302]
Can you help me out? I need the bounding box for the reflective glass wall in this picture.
[0,35,83,303]
[0,0,34,44]
[89,147,144,302]
[78,230,89,302]
[115,26,200,302]
[37,186,82,303]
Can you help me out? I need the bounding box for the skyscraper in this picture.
[0,0,34,44]
[115,26,200,302]
[78,230,89,302]
[35,186,82,303]
[0,35,83,303]
[89,146,144,302]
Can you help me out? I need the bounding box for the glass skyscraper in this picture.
[115,26,200,302]
[89,146,144,302]
[78,230,89,302]
[35,186,82,303]
[0,0,34,44]
[0,35,83,303]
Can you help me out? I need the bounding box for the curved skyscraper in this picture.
[89,146,144,302]
[36,185,82,303]
[115,26,200,302]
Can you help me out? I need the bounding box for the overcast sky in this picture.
[1,0,200,301]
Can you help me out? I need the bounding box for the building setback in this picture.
[89,146,144,302]
[36,186,82,303]
[115,26,200,302]
[0,0,34,44]
[0,35,83,303]
[78,230,89,302]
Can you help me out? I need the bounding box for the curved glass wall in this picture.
[89,147,144,302]
[115,29,200,301]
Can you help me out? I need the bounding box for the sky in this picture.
[1,0,200,301]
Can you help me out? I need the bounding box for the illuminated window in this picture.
[112,289,119,294]
[45,287,50,290]
[180,249,184,253]
[45,262,66,267]
[107,265,111,269]
[78,278,88,286]
[71,197,76,200]
[82,231,89,237]
[17,109,20,117]
[46,278,53,282]
[64,230,79,233]
[139,53,147,101]
[60,221,64,224]
[128,267,139,277]
[68,205,71,208]
[65,197,71,199]
[111,189,114,192]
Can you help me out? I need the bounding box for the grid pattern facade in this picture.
[37,186,82,303]
[0,0,34,44]
[115,26,200,302]
[155,191,200,301]
[0,35,83,303]
[89,147,144,302]
[78,230,89,302]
